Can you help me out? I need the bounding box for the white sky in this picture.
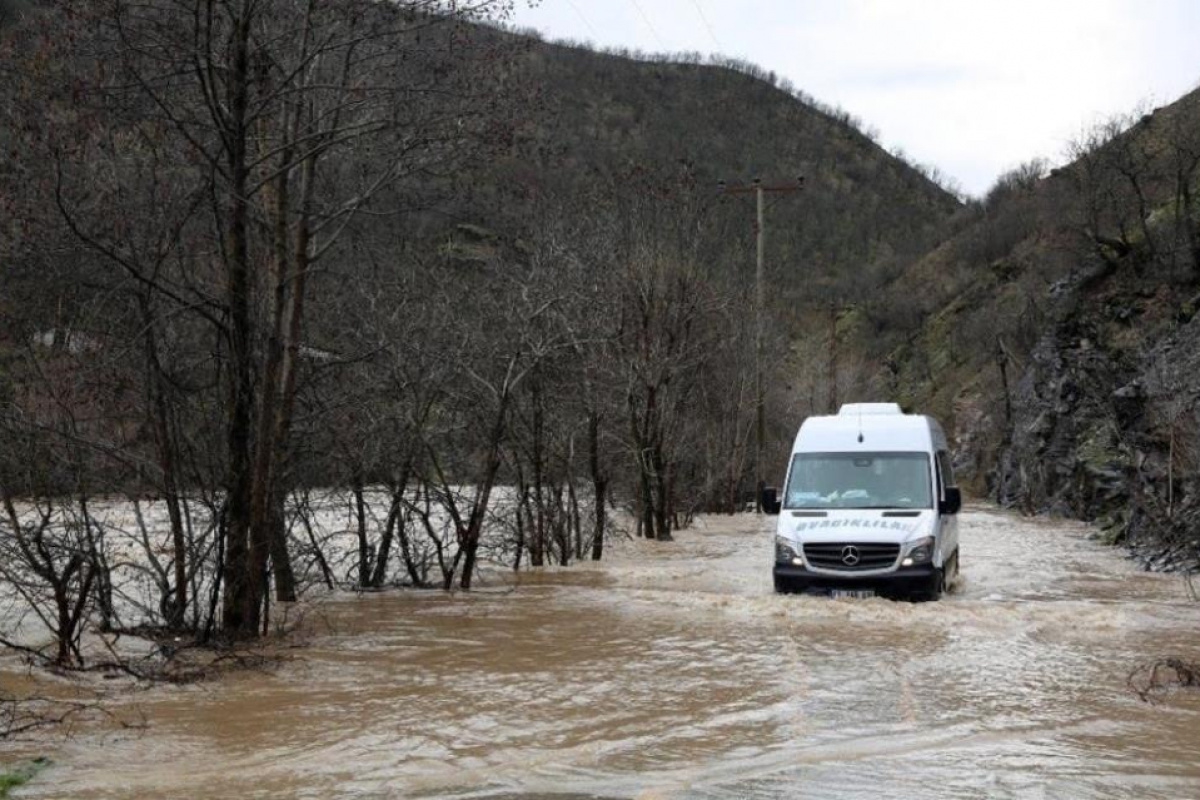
[511,0,1200,196]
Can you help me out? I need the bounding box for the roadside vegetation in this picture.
[0,759,49,798]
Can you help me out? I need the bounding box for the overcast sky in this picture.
[510,0,1200,196]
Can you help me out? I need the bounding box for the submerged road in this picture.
[13,507,1200,798]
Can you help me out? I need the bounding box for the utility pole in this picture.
[718,176,804,513]
[828,300,838,413]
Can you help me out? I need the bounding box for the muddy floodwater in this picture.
[8,507,1200,798]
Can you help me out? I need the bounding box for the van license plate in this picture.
[830,589,875,599]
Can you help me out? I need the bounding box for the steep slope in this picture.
[849,86,1200,568]
[3,8,962,324]
[488,37,961,307]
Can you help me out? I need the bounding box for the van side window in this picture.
[936,451,955,498]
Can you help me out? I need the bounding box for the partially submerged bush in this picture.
[0,758,50,798]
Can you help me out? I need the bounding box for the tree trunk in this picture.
[396,515,425,588]
[513,476,529,570]
[588,411,606,561]
[140,295,188,628]
[524,494,541,567]
[651,443,672,541]
[371,467,411,588]
[629,394,656,539]
[296,492,335,590]
[264,150,320,603]
[459,391,510,590]
[827,302,839,413]
[353,476,370,587]
[220,3,260,638]
[555,484,570,567]
[569,480,582,562]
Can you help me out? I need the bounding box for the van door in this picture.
[935,450,960,571]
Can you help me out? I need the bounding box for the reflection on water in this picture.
[7,508,1200,799]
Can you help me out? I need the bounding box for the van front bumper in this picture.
[773,563,938,598]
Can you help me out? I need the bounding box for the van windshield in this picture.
[783,452,932,510]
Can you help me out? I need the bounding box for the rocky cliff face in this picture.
[986,261,1200,570]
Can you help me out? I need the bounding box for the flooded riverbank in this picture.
[5,507,1200,798]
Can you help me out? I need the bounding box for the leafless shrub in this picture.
[1,691,144,741]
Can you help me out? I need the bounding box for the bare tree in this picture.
[6,0,520,636]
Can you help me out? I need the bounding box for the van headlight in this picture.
[902,536,935,566]
[775,536,799,563]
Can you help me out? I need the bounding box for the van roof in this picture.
[838,403,903,416]
[792,407,947,454]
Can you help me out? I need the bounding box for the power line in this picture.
[564,0,598,39]
[626,0,668,50]
[688,0,723,51]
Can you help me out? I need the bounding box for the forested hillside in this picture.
[504,38,960,298]
[836,87,1200,569]
[0,0,958,650]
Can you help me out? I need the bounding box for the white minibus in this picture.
[764,403,961,601]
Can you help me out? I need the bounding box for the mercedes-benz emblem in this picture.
[841,545,861,566]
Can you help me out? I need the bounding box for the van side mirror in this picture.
[761,486,781,516]
[940,486,962,515]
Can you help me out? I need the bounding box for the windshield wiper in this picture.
[845,504,920,510]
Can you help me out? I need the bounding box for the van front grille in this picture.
[804,542,900,571]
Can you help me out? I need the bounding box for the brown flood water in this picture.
[6,507,1200,799]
